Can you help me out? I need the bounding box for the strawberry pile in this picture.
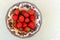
[12,8,36,33]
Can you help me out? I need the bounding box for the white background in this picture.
[0,0,60,40]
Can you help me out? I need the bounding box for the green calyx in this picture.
[19,28,23,31]
[27,28,31,32]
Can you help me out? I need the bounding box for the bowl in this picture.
[5,2,42,38]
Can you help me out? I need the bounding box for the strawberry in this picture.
[13,24,17,28]
[19,15,24,22]
[30,15,35,21]
[12,15,18,21]
[14,9,20,15]
[23,23,27,28]
[29,8,35,15]
[17,22,22,29]
[17,20,20,23]
[24,27,31,32]
[22,10,29,17]
[25,18,30,23]
[28,22,35,30]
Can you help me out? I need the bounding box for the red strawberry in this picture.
[17,22,22,29]
[12,15,18,21]
[14,9,20,15]
[28,22,35,30]
[29,8,35,15]
[25,18,30,23]
[19,15,24,22]
[24,27,31,32]
[22,10,29,17]
[13,24,17,28]
[17,20,20,23]
[23,23,27,28]
[30,15,35,21]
